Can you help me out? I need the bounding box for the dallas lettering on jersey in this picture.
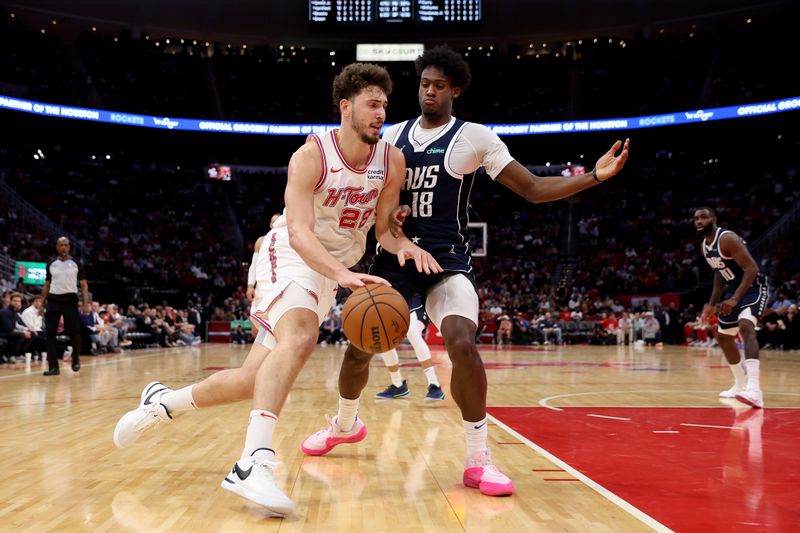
[405,165,439,190]
[322,186,378,207]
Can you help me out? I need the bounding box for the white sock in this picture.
[744,359,761,391]
[160,385,197,415]
[337,396,360,432]
[462,416,488,456]
[381,350,403,387]
[423,366,440,387]
[728,361,746,389]
[241,409,277,462]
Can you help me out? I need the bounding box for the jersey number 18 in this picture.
[411,191,433,218]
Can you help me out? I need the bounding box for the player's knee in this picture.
[275,329,317,358]
[444,336,478,361]
[738,320,756,337]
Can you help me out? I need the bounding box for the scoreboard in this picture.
[417,0,481,24]
[309,0,481,26]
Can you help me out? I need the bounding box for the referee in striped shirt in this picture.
[42,237,90,375]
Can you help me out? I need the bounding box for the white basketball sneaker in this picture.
[719,384,745,398]
[221,448,295,516]
[735,389,764,408]
[113,381,173,448]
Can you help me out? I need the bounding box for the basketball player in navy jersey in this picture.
[695,207,769,407]
[303,46,630,497]
[375,294,445,400]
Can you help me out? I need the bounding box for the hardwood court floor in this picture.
[1,342,799,532]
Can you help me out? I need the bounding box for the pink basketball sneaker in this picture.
[463,448,515,496]
[300,415,367,456]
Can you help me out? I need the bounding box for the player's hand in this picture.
[701,303,716,321]
[594,138,630,181]
[396,245,443,274]
[718,297,739,315]
[337,271,391,290]
[82,302,91,314]
[246,286,255,302]
[389,205,412,238]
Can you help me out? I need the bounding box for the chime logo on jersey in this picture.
[322,186,379,208]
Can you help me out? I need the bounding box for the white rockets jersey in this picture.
[271,129,390,268]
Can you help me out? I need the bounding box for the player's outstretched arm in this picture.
[496,139,630,203]
[375,147,442,274]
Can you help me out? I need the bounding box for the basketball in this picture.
[341,284,410,354]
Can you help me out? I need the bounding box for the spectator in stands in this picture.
[79,305,102,354]
[536,312,563,345]
[496,314,512,345]
[785,304,799,350]
[642,313,663,347]
[106,304,131,346]
[590,322,615,345]
[175,310,201,346]
[616,311,634,345]
[0,293,32,360]
[20,295,46,357]
[231,323,247,344]
[511,314,532,345]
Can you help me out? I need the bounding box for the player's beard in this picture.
[353,110,381,145]
[696,223,714,236]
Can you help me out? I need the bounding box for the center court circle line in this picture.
[538,390,800,411]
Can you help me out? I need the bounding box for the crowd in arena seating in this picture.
[4,151,243,299]
[0,288,206,364]
[2,7,798,355]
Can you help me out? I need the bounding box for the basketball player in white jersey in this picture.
[113,63,441,516]
[302,46,629,497]
[246,213,281,336]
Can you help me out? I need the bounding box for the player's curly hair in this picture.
[415,45,472,91]
[332,63,393,106]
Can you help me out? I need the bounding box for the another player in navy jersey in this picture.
[696,207,769,407]
[303,46,630,497]
[375,293,444,401]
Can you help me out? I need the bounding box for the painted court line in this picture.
[680,423,742,430]
[538,390,800,411]
[0,348,174,380]
[487,413,674,533]
[653,430,680,434]
[587,414,631,421]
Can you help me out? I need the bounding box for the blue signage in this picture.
[1,94,798,136]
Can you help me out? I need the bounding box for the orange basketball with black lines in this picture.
[341,284,410,354]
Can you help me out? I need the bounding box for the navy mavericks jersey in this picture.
[701,227,746,287]
[386,117,476,271]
